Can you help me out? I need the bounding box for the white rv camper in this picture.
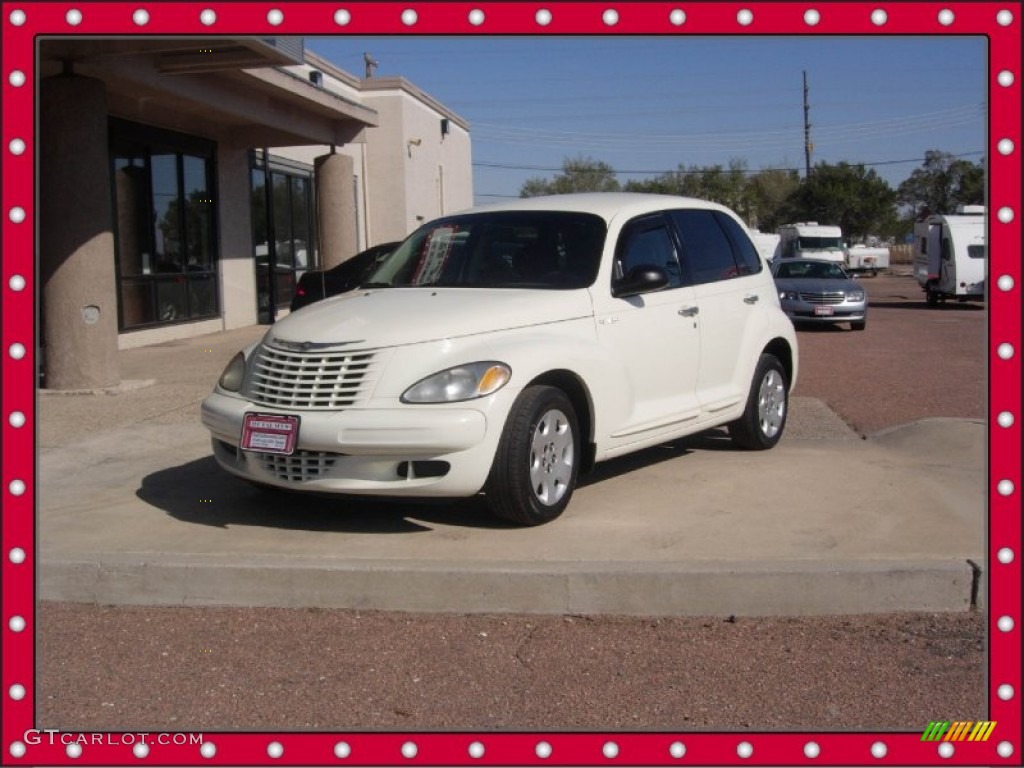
[913,206,986,305]
[749,229,782,262]
[777,222,846,264]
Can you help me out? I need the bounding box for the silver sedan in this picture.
[771,258,867,331]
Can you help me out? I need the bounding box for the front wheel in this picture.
[486,385,580,526]
[729,354,788,450]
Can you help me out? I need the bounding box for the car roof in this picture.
[450,192,739,224]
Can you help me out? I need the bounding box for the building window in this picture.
[110,120,218,330]
[250,151,316,323]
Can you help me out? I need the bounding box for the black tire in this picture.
[851,320,866,331]
[729,353,788,450]
[486,385,580,526]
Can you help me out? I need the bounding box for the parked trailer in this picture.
[913,206,986,305]
[846,244,890,275]
[749,229,782,262]
[777,222,846,264]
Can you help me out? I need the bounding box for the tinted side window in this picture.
[615,216,682,288]
[714,212,763,276]
[670,210,740,285]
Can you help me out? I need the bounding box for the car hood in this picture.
[266,288,595,350]
[775,278,858,293]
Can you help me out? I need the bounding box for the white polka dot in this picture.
[200,742,216,758]
[998,207,1014,223]
[9,343,26,360]
[9,9,26,25]
[603,9,619,26]
[997,412,1015,428]
[938,9,954,25]
[536,9,552,26]
[468,741,485,758]
[199,8,216,25]
[998,683,1015,700]
[737,741,753,758]
[737,9,753,25]
[9,274,26,291]
[997,9,1014,25]
[132,8,148,25]
[334,742,351,758]
[9,207,25,224]
[871,741,887,758]
[997,274,1015,291]
[8,138,25,155]
[997,741,1014,758]
[66,8,82,25]
[804,741,820,758]
[669,9,686,25]
[9,616,26,632]
[871,9,887,25]
[9,479,26,496]
[267,9,283,25]
[804,9,820,26]
[998,479,1015,496]
[267,741,283,758]
[9,411,26,428]
[997,615,1014,632]
[938,741,954,758]
[998,547,1015,563]
[669,742,686,758]
[468,9,484,25]
[9,742,26,759]
[9,70,26,87]
[536,741,552,759]
[998,138,1014,155]
[603,741,619,758]
[66,743,82,759]
[8,684,25,700]
[133,743,149,758]
[401,8,417,25]
[998,343,1015,360]
[998,70,1015,87]
[9,547,26,564]
[334,9,351,25]
[401,741,417,759]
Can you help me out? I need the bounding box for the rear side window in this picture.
[669,210,739,285]
[714,213,763,276]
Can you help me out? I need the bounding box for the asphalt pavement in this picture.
[37,321,986,617]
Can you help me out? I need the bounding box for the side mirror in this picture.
[613,265,669,298]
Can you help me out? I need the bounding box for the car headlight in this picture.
[779,289,798,301]
[218,351,247,392]
[846,290,865,302]
[402,362,511,404]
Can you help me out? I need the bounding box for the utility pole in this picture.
[803,70,813,179]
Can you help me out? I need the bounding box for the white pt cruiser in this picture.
[202,194,798,525]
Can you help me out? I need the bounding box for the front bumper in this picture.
[201,390,511,497]
[781,300,866,324]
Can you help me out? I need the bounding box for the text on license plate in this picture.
[814,306,834,316]
[241,413,299,455]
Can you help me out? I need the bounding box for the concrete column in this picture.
[314,152,356,269]
[40,74,119,389]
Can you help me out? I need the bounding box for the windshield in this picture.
[798,236,844,250]
[776,261,848,280]
[364,211,606,289]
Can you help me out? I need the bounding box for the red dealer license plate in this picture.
[241,413,300,455]
[814,305,834,316]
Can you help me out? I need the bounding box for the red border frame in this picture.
[2,2,1020,766]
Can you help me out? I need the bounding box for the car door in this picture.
[670,209,766,412]
[593,213,702,445]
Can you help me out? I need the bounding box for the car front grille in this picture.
[245,345,379,410]
[799,291,846,305]
[256,450,341,483]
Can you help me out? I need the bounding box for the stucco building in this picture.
[38,37,472,389]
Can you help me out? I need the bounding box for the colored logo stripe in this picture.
[967,721,997,741]
[922,722,950,741]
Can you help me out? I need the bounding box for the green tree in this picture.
[519,156,620,196]
[896,150,984,217]
[746,168,801,231]
[781,162,896,240]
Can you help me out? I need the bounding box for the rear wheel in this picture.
[486,385,579,526]
[729,354,788,450]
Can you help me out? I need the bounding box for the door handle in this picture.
[678,306,699,317]
[743,294,759,304]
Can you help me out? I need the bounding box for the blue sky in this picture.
[307,36,987,205]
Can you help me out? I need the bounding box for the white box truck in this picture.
[913,206,986,305]
[777,222,846,264]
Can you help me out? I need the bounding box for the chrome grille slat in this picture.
[799,291,845,305]
[245,344,379,410]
